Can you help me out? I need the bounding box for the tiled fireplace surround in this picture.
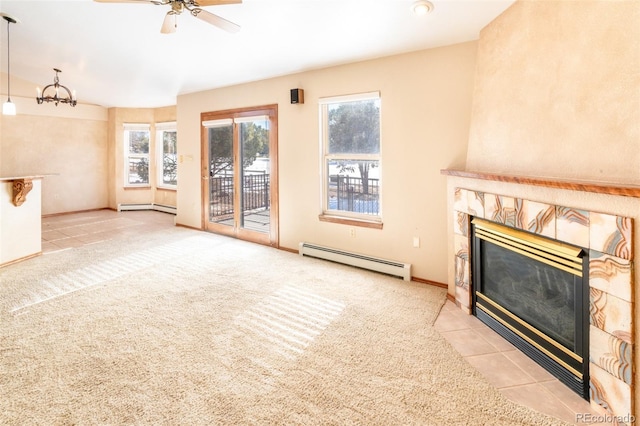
[451,185,634,421]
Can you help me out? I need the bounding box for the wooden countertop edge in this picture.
[0,174,54,182]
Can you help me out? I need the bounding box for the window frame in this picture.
[318,91,382,227]
[156,121,177,190]
[123,123,151,188]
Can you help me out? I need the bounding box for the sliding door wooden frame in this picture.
[201,104,279,248]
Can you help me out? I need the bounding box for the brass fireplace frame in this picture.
[473,218,583,276]
[471,218,590,399]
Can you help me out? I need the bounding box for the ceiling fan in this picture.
[94,0,242,34]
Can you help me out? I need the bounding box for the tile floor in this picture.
[435,300,612,425]
[40,210,614,425]
[41,209,176,254]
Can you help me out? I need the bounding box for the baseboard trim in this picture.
[42,207,111,218]
[411,276,448,289]
[281,250,449,288]
[278,246,298,254]
[175,223,202,231]
[118,203,176,215]
[0,251,42,269]
[151,204,177,214]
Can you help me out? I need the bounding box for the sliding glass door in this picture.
[202,105,278,246]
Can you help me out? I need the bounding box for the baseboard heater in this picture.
[117,203,176,215]
[298,242,411,281]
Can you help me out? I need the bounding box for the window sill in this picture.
[318,214,383,229]
[157,186,177,192]
[124,185,151,190]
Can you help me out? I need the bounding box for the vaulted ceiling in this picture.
[0,0,515,108]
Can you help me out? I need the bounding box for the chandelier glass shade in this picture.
[36,68,77,107]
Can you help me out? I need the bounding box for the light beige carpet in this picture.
[0,226,568,425]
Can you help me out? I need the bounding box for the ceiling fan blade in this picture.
[196,0,242,5]
[195,9,240,33]
[161,12,177,34]
[94,0,155,3]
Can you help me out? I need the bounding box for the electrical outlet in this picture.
[413,236,420,248]
[349,228,356,238]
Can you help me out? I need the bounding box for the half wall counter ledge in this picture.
[0,175,45,268]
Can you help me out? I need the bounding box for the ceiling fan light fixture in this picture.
[161,12,178,34]
[93,0,241,34]
[411,0,434,16]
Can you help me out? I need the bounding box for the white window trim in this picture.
[124,123,151,188]
[233,115,270,124]
[156,121,176,131]
[318,92,382,222]
[318,91,380,105]
[124,123,150,131]
[202,116,270,127]
[202,118,233,128]
[156,122,177,190]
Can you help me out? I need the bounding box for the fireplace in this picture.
[471,218,590,399]
[446,177,635,421]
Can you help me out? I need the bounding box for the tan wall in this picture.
[177,41,478,283]
[466,0,640,183]
[2,114,108,215]
[107,106,177,210]
[1,74,109,215]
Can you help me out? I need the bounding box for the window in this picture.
[124,123,150,186]
[156,122,177,188]
[319,92,381,223]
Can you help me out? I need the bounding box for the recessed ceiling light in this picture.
[412,0,434,16]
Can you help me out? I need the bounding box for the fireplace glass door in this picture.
[481,241,576,350]
[471,218,589,399]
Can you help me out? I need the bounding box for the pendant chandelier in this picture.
[36,68,77,107]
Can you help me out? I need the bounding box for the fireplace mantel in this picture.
[441,169,640,199]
